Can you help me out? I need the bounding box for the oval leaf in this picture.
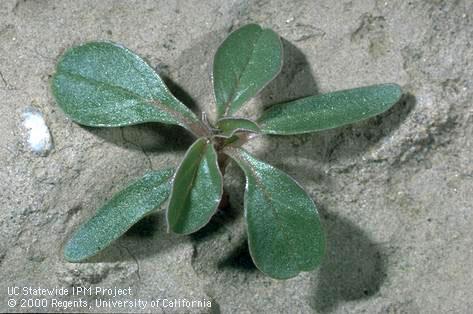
[167,138,223,234]
[52,42,207,136]
[258,83,402,135]
[224,147,325,279]
[64,168,174,262]
[213,24,283,118]
[216,117,261,138]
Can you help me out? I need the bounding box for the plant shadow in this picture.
[310,206,387,313]
[261,91,414,168]
[317,92,416,162]
[169,28,226,122]
[257,38,319,114]
[121,211,187,260]
[161,73,201,115]
[190,195,241,242]
[125,213,161,238]
[82,211,183,263]
[217,239,257,273]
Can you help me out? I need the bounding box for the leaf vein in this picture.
[222,30,264,117]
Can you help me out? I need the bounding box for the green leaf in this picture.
[258,83,402,135]
[52,42,208,136]
[213,24,283,118]
[216,117,261,138]
[64,168,174,262]
[224,147,325,279]
[167,138,223,234]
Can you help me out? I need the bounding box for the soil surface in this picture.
[1,0,472,313]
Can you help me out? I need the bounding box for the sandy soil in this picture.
[1,0,472,313]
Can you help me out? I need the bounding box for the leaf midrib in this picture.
[58,69,196,128]
[171,141,209,230]
[222,29,264,117]
[115,171,173,220]
[237,152,298,269]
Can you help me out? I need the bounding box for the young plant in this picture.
[52,24,401,279]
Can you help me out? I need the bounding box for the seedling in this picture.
[52,24,401,279]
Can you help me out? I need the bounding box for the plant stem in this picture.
[188,120,212,138]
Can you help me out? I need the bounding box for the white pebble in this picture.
[21,108,53,156]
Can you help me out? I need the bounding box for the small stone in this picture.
[20,107,53,156]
